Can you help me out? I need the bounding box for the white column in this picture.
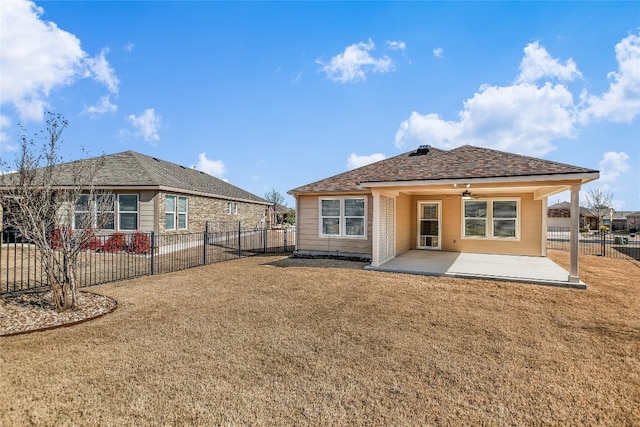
[294,196,299,251]
[541,196,548,257]
[568,184,580,283]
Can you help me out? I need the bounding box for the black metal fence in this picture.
[1,225,295,295]
[547,227,640,260]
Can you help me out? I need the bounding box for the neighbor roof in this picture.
[6,151,268,204]
[547,201,594,217]
[290,145,599,194]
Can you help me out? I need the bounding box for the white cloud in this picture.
[0,0,119,121]
[83,96,117,116]
[516,41,582,84]
[386,40,407,51]
[124,42,135,53]
[433,48,444,59]
[395,35,640,157]
[347,153,386,170]
[580,32,640,124]
[0,115,18,153]
[193,152,226,178]
[126,108,162,142]
[598,151,630,183]
[395,82,576,156]
[84,48,119,94]
[317,39,394,83]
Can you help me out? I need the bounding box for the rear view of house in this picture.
[289,145,599,284]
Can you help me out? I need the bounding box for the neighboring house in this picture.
[1,150,270,236]
[269,203,291,226]
[289,145,598,283]
[547,201,595,229]
[627,212,640,232]
[610,211,637,232]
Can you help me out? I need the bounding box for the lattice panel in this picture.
[378,195,396,264]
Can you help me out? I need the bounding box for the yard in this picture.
[1,250,638,426]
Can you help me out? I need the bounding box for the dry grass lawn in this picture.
[1,250,639,426]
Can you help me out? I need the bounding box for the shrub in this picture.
[128,231,151,254]
[48,227,71,249]
[103,232,127,253]
[82,236,103,251]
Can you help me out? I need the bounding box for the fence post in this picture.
[238,221,242,259]
[601,230,606,257]
[151,231,156,275]
[263,227,267,254]
[284,227,288,251]
[203,231,207,265]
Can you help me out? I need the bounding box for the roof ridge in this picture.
[125,151,163,186]
[454,145,593,170]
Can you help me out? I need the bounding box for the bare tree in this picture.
[264,189,285,208]
[582,187,614,231]
[263,189,287,227]
[0,113,111,311]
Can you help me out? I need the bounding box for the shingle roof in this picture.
[290,145,599,194]
[547,202,594,217]
[18,150,269,204]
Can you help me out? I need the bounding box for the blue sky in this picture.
[1,1,638,210]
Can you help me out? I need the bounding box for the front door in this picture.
[417,201,441,250]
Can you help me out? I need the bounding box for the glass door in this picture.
[417,201,441,250]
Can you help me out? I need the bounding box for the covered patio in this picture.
[366,250,586,289]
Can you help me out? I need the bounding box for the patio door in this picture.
[417,201,441,250]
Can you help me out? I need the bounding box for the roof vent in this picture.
[416,145,431,155]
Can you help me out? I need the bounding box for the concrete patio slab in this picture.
[365,250,586,289]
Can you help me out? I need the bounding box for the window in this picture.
[178,197,188,229]
[165,196,176,230]
[462,198,519,239]
[319,197,366,238]
[73,194,125,231]
[166,195,188,230]
[493,200,517,238]
[74,195,92,229]
[464,200,487,237]
[118,195,138,231]
[96,195,115,230]
[226,202,238,215]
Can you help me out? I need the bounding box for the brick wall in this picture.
[158,192,268,234]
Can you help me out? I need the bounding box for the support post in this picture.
[568,184,580,283]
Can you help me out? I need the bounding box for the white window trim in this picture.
[165,195,189,230]
[177,196,188,229]
[461,197,520,240]
[318,196,367,239]
[73,194,137,231]
[117,194,139,231]
[73,195,115,231]
[165,195,177,230]
[226,202,238,215]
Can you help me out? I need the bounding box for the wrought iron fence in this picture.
[547,227,640,260]
[1,225,295,295]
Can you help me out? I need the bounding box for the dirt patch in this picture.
[0,291,117,336]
